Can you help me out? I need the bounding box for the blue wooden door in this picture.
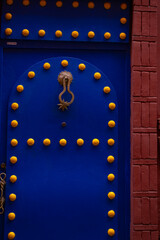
[0,0,131,239]
[4,56,119,240]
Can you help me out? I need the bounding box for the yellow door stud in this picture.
[108,192,115,200]
[11,139,18,147]
[17,85,24,92]
[107,155,114,163]
[43,138,51,146]
[8,232,15,240]
[10,156,17,164]
[10,175,17,183]
[77,138,84,146]
[11,120,18,128]
[9,193,16,201]
[92,138,100,146]
[108,210,115,218]
[108,138,115,146]
[27,138,35,146]
[108,228,115,237]
[8,212,16,221]
[107,174,115,181]
[59,139,67,146]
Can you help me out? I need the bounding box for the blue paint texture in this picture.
[0,0,131,239]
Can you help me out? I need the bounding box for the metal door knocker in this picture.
[58,71,75,111]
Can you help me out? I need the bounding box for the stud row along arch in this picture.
[4,28,127,40]
[10,138,116,147]
[7,59,117,239]
[6,0,128,10]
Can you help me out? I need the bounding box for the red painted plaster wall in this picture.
[131,0,159,239]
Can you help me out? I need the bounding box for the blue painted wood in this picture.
[4,56,118,240]
[0,1,131,239]
[1,0,130,43]
[0,45,130,240]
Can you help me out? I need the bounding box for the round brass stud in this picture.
[38,29,46,37]
[88,1,95,8]
[6,0,13,5]
[43,62,51,70]
[94,72,101,80]
[61,60,68,67]
[108,120,115,128]
[77,138,84,146]
[104,2,111,10]
[120,17,127,24]
[11,102,19,110]
[108,228,115,237]
[92,138,100,146]
[103,86,111,94]
[17,85,24,92]
[22,29,29,37]
[109,102,116,110]
[5,28,12,36]
[108,210,115,218]
[104,32,111,40]
[72,31,79,39]
[10,175,17,183]
[27,138,35,146]
[120,32,126,40]
[107,173,115,181]
[72,1,79,8]
[121,3,127,10]
[108,191,115,200]
[59,139,67,146]
[108,138,115,146]
[10,156,17,164]
[9,193,16,201]
[5,13,12,20]
[28,71,35,79]
[23,0,30,6]
[88,31,95,39]
[11,139,18,147]
[56,1,63,7]
[8,232,15,240]
[55,30,62,38]
[11,120,18,128]
[79,63,86,71]
[8,212,16,221]
[40,0,47,7]
[43,138,51,146]
[107,155,114,163]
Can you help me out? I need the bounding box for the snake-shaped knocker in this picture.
[58,71,75,111]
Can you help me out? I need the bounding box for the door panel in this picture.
[4,56,118,240]
[0,46,130,239]
[1,0,130,43]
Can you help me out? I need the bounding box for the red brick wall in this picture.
[131,0,159,239]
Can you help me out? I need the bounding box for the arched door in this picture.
[4,57,118,240]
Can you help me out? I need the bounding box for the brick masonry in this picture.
[131,0,159,239]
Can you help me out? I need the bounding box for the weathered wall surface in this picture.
[131,0,159,239]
